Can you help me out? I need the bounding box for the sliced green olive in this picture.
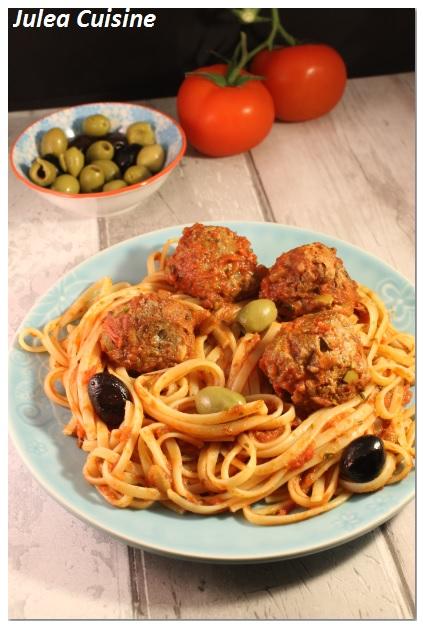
[123,165,151,185]
[51,174,80,194]
[79,164,105,192]
[126,122,156,146]
[29,158,57,187]
[315,294,334,305]
[237,299,278,333]
[40,127,68,157]
[91,159,120,182]
[83,114,111,137]
[86,140,114,162]
[103,179,127,192]
[59,147,85,177]
[136,144,165,173]
[343,369,359,384]
[195,386,246,414]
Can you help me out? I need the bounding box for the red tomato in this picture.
[251,44,347,122]
[177,64,275,157]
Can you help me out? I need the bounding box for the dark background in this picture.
[9,8,415,111]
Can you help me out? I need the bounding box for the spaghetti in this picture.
[18,240,415,525]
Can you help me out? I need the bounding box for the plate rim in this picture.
[9,220,415,562]
[6,420,416,562]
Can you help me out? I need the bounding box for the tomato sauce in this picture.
[253,429,283,443]
[164,223,264,309]
[287,443,315,471]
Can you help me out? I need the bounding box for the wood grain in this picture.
[142,529,411,619]
[250,74,415,281]
[8,439,133,620]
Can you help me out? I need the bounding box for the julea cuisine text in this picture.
[12,9,157,29]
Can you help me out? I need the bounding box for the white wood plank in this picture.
[142,528,411,619]
[8,116,133,619]
[380,501,415,605]
[250,73,415,281]
[8,440,133,620]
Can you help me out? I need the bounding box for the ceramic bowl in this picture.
[10,102,186,218]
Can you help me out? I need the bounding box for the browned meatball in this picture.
[259,242,358,320]
[259,311,370,412]
[100,292,208,373]
[164,223,266,310]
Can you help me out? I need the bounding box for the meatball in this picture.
[259,242,358,320]
[164,223,266,310]
[259,311,370,412]
[99,292,208,373]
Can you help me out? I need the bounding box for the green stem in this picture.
[268,8,282,49]
[277,23,297,47]
[268,8,297,47]
[225,8,296,86]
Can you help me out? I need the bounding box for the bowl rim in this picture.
[9,100,187,200]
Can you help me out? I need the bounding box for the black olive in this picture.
[114,143,142,172]
[87,372,132,429]
[69,134,95,153]
[340,435,386,483]
[106,132,128,152]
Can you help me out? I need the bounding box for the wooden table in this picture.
[8,73,415,620]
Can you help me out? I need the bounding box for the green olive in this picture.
[79,165,105,193]
[126,122,156,146]
[103,179,127,192]
[83,114,111,137]
[29,158,57,187]
[237,299,278,333]
[195,386,246,414]
[40,127,68,157]
[86,140,114,162]
[315,294,334,305]
[51,174,80,194]
[59,147,85,177]
[136,144,165,173]
[91,159,120,182]
[343,369,359,384]
[123,165,151,185]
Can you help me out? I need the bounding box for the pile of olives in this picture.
[29,114,166,194]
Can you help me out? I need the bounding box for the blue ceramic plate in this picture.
[9,222,415,563]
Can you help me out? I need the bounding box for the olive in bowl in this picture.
[29,158,57,187]
[30,114,165,197]
[10,102,186,217]
[83,114,111,137]
[52,174,80,194]
[86,140,114,163]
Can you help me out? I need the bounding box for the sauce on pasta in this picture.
[18,229,415,525]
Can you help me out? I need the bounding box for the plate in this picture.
[9,222,415,563]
